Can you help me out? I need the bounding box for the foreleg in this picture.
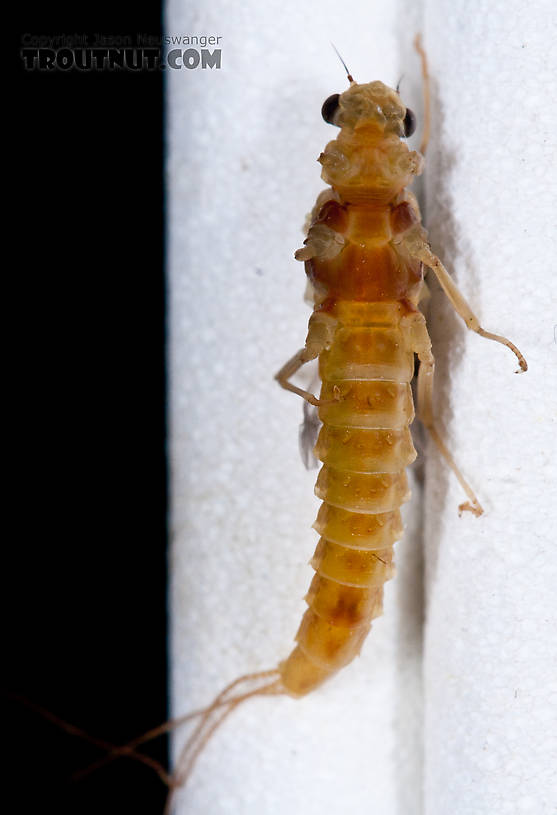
[413,34,431,156]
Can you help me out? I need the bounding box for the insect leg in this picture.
[405,235,528,372]
[414,34,430,155]
[275,312,339,406]
[275,350,322,406]
[417,350,484,517]
[402,311,483,516]
[299,395,321,470]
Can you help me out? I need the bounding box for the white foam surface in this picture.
[422,3,557,814]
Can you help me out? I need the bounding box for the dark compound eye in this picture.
[403,107,416,137]
[321,93,340,125]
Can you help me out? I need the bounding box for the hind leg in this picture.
[416,350,483,516]
[275,312,339,407]
[403,310,483,516]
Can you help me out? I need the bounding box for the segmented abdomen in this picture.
[279,301,416,696]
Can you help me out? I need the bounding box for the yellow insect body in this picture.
[278,82,430,693]
[281,306,421,694]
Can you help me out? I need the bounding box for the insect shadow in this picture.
[393,65,464,815]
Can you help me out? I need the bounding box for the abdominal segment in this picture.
[280,302,416,696]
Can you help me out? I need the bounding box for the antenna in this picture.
[330,42,354,83]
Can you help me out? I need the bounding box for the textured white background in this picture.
[167,1,556,813]
[421,4,557,815]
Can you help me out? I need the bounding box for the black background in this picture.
[10,3,167,812]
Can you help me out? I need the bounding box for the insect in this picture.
[155,39,527,807]
[97,39,528,810]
